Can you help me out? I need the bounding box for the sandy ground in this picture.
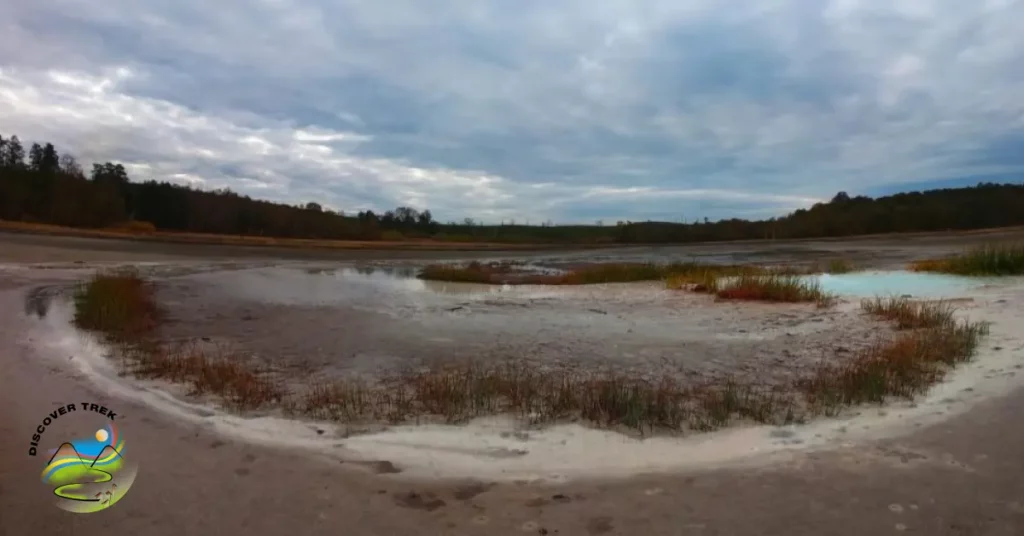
[3,232,1024,535]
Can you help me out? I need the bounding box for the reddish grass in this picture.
[0,219,568,251]
[712,273,835,306]
[130,343,285,410]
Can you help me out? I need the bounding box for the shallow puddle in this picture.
[805,270,990,298]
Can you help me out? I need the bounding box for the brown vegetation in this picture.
[73,270,283,410]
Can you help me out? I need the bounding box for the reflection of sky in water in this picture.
[205,265,1003,309]
[204,266,572,310]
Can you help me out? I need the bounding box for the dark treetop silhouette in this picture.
[2,132,1023,245]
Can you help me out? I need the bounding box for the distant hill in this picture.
[2,132,1023,245]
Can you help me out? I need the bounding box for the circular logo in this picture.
[30,403,139,513]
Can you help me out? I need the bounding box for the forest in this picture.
[2,132,1023,245]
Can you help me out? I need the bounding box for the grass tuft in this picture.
[714,273,835,306]
[72,268,161,339]
[860,296,955,329]
[798,316,988,414]
[910,242,1024,275]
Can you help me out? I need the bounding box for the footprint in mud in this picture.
[585,516,614,534]
[357,460,402,474]
[499,431,532,441]
[393,491,447,512]
[453,482,496,501]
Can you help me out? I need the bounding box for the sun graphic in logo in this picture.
[40,422,138,513]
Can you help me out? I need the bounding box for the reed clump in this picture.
[910,242,1024,276]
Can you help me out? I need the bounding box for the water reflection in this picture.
[303,266,497,295]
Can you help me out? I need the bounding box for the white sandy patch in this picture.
[24,279,1024,483]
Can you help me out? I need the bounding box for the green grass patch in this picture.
[910,242,1024,275]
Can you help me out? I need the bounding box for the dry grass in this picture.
[713,273,835,306]
[861,296,955,329]
[72,268,161,340]
[107,220,158,234]
[72,271,991,435]
[292,362,802,434]
[127,342,286,410]
[0,219,567,251]
[910,242,1024,276]
[72,272,283,410]
[292,292,987,431]
[798,317,988,415]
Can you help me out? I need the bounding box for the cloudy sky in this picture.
[2,0,1023,224]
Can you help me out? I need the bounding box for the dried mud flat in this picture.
[153,266,888,390]
[4,231,1024,536]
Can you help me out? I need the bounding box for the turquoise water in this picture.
[804,270,982,298]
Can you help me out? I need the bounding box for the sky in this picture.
[2,0,1023,224]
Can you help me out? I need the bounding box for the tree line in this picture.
[2,132,1023,244]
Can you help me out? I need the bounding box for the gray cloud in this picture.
[2,0,1024,223]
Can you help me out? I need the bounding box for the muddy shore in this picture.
[5,226,1024,266]
[3,231,1024,535]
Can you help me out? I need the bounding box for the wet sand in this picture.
[3,232,1024,535]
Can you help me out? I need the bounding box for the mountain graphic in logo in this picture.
[40,422,138,513]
